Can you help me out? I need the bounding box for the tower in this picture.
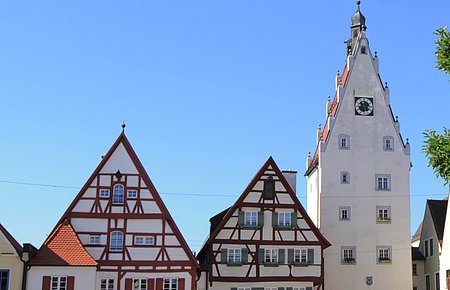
[305,2,412,289]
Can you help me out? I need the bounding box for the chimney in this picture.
[282,170,297,194]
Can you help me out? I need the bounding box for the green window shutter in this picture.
[286,287,293,290]
[306,287,312,290]
[231,288,237,290]
[288,249,294,264]
[242,248,248,264]
[291,212,298,228]
[221,248,228,264]
[259,248,265,264]
[238,211,244,226]
[308,248,314,264]
[272,212,279,227]
[278,249,285,264]
[258,211,265,227]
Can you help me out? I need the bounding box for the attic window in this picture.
[263,176,275,199]
[361,46,366,54]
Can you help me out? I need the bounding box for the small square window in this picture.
[383,136,394,151]
[244,211,258,227]
[99,189,110,198]
[341,246,356,264]
[278,212,292,227]
[338,134,350,149]
[133,279,147,290]
[376,175,391,191]
[377,246,392,263]
[89,235,101,244]
[377,206,391,223]
[265,249,278,263]
[227,249,242,263]
[163,278,178,290]
[294,249,308,263]
[339,206,351,221]
[127,190,138,199]
[51,276,67,290]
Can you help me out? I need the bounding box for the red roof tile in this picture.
[30,220,97,266]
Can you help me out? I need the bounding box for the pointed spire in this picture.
[351,1,366,30]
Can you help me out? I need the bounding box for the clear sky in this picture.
[0,1,449,253]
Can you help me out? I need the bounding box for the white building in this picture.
[28,131,199,290]
[197,157,330,290]
[305,2,412,289]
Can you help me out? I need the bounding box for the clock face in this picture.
[355,97,374,116]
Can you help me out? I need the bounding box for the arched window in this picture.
[113,184,124,205]
[110,231,123,252]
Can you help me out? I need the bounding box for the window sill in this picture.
[377,219,391,223]
[226,262,243,267]
[275,226,294,231]
[263,263,279,267]
[292,262,309,267]
[342,260,356,265]
[377,259,392,264]
[241,225,261,229]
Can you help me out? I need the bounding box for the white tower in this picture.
[305,2,412,289]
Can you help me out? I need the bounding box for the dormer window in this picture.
[113,184,124,205]
[263,176,275,199]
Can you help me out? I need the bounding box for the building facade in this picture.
[0,224,25,290]
[28,132,199,290]
[305,2,412,289]
[197,157,330,290]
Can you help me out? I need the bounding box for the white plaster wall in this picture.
[0,254,23,290]
[120,271,192,290]
[27,267,96,290]
[420,205,441,290]
[100,143,138,174]
[308,32,412,290]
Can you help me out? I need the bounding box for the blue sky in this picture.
[0,1,449,253]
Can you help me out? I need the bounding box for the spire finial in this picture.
[122,121,126,132]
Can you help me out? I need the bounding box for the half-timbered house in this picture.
[197,157,330,290]
[28,131,199,290]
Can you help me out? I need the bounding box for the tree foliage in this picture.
[435,26,450,75]
[423,128,450,186]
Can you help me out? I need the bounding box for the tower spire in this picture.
[350,0,366,47]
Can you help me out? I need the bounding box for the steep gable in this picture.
[0,223,22,256]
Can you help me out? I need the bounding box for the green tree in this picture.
[435,26,450,75]
[423,128,450,186]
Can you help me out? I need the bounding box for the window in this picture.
[377,206,391,223]
[426,275,431,290]
[413,263,417,276]
[361,46,366,54]
[238,288,251,290]
[383,136,394,151]
[244,211,258,227]
[265,249,278,263]
[446,270,450,290]
[430,238,434,256]
[0,270,9,290]
[110,231,123,252]
[113,184,124,204]
[100,189,110,198]
[134,236,155,246]
[341,171,350,184]
[89,235,101,244]
[294,249,308,263]
[265,288,278,290]
[339,206,351,221]
[100,278,114,290]
[436,272,440,290]
[341,246,356,264]
[425,238,434,257]
[163,278,178,290]
[377,246,392,263]
[278,212,291,227]
[51,276,67,290]
[376,175,391,190]
[425,240,429,257]
[263,177,275,199]
[338,134,350,149]
[228,249,242,263]
[127,190,138,199]
[133,279,147,290]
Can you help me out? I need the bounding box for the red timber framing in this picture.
[197,157,330,289]
[37,132,199,290]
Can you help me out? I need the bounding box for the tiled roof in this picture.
[29,220,97,266]
[428,199,448,242]
[411,246,425,261]
[0,223,23,255]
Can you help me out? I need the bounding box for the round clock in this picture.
[355,97,373,116]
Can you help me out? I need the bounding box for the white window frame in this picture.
[110,231,123,252]
[133,278,147,290]
[376,206,391,223]
[100,278,115,290]
[127,190,138,199]
[244,211,258,227]
[341,246,356,264]
[265,288,278,290]
[293,288,306,290]
[339,206,351,221]
[338,134,350,149]
[89,235,101,245]
[383,136,394,151]
[99,189,110,198]
[294,248,308,263]
[278,212,291,227]
[238,288,251,290]
[163,278,178,290]
[341,171,350,184]
[265,249,278,263]
[51,276,67,290]
[134,236,155,246]
[376,174,391,191]
[377,246,392,263]
[227,249,242,263]
[0,270,10,290]
[112,184,125,205]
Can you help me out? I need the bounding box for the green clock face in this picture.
[355,97,374,116]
